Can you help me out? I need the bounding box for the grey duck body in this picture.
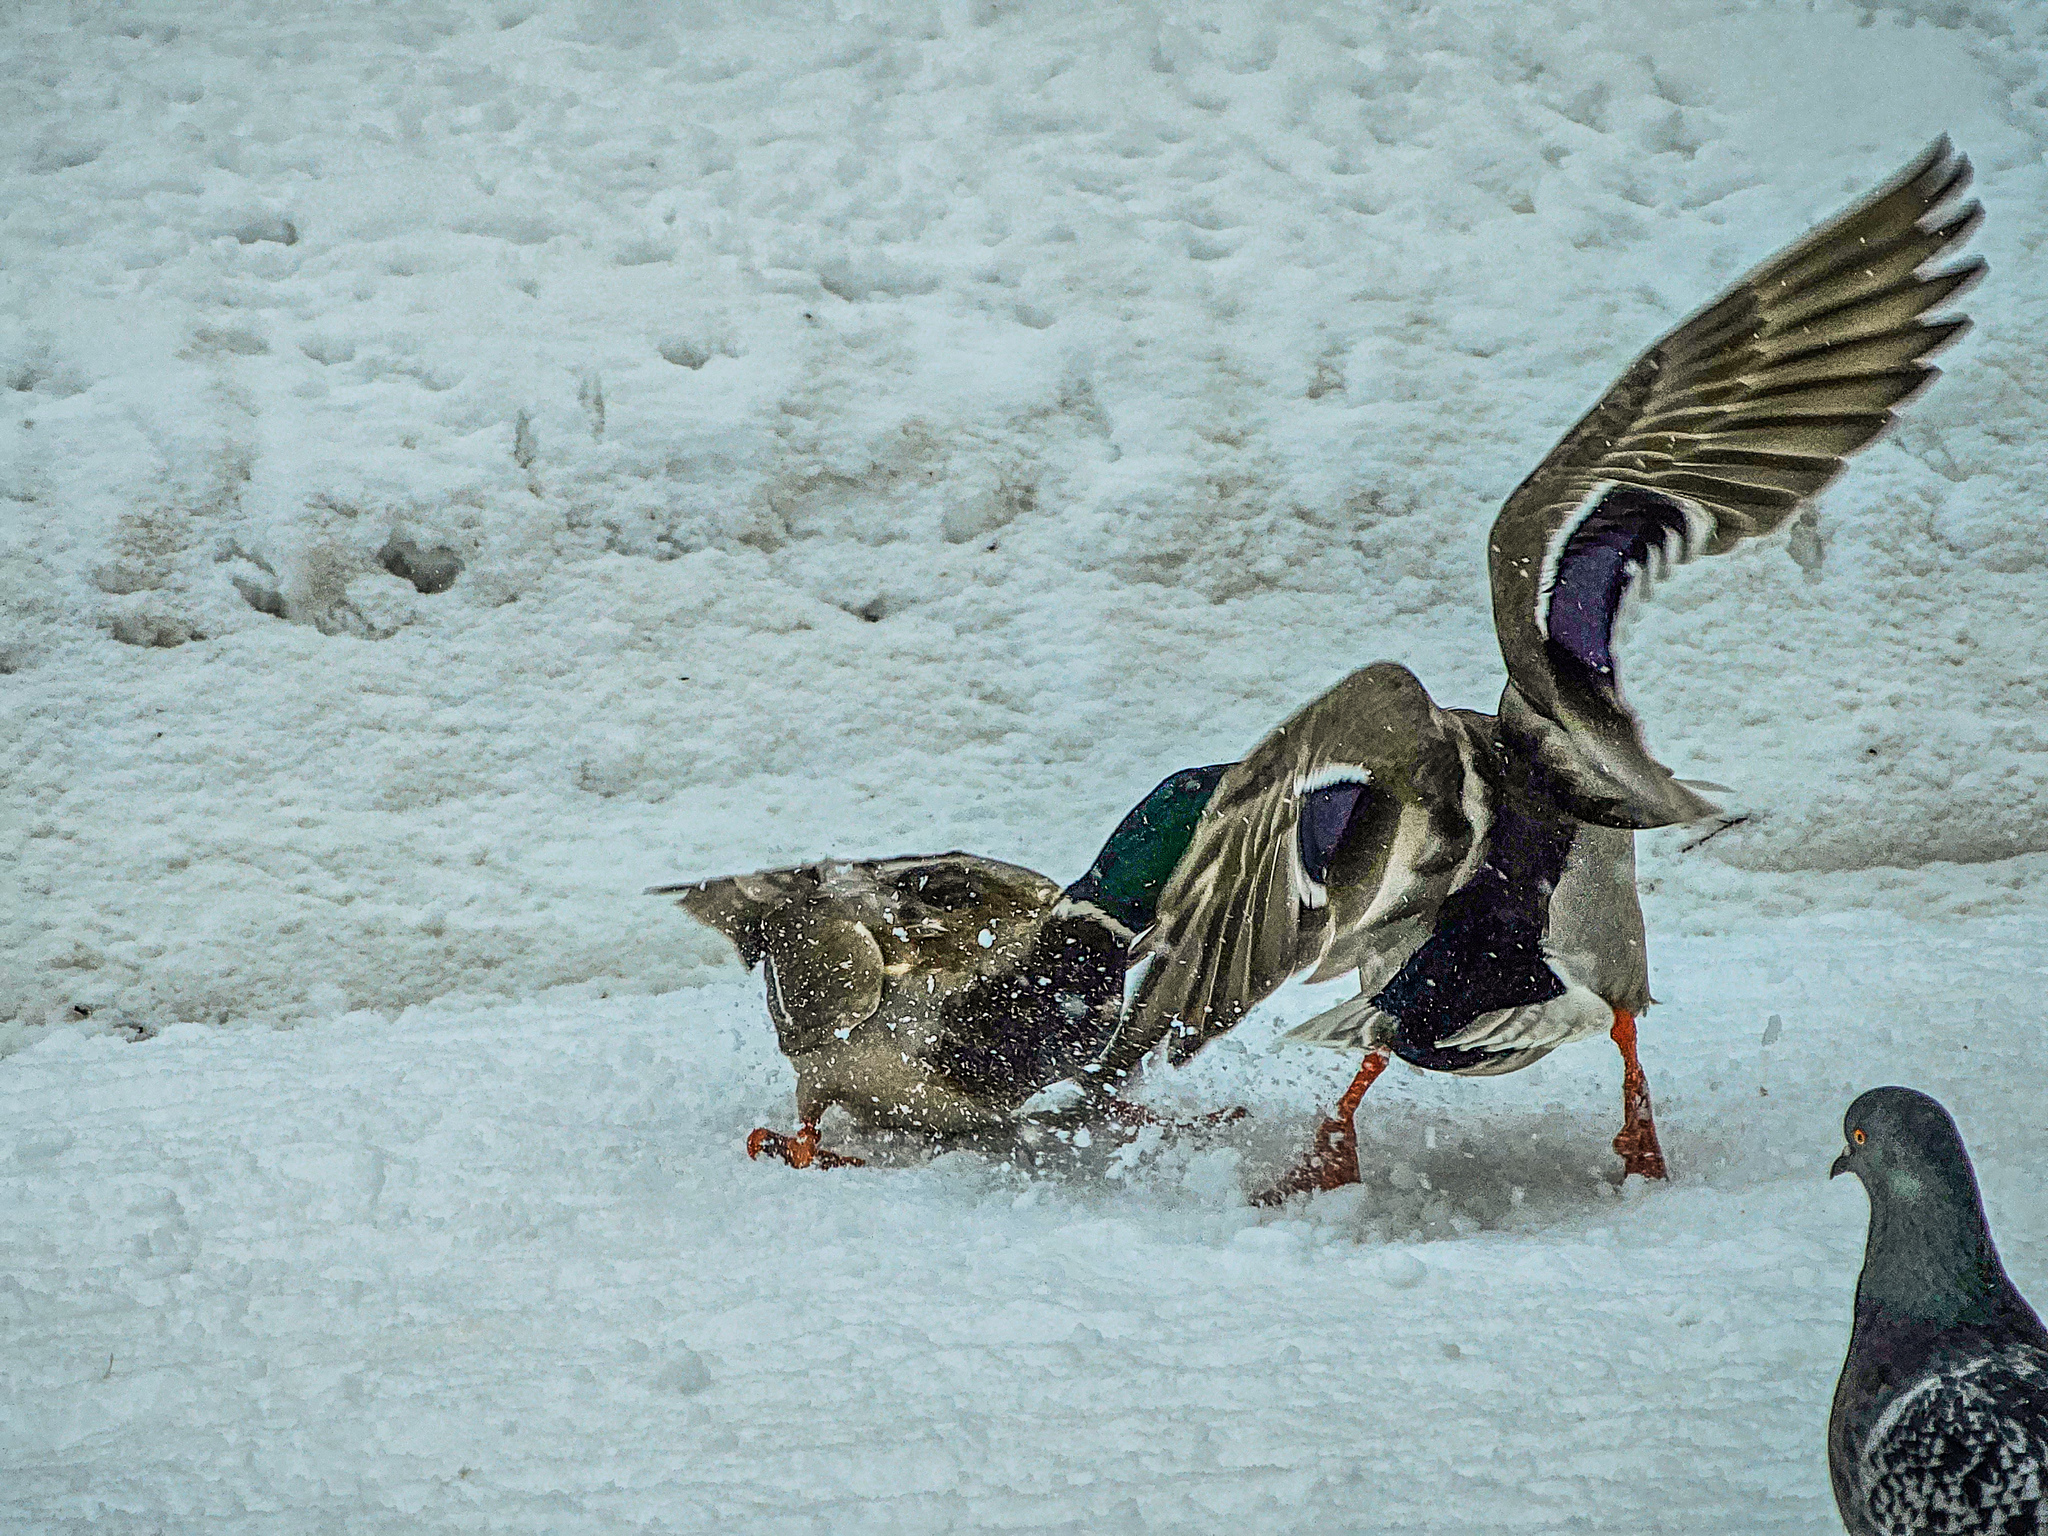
[1094,666,1648,1082]
[1336,717,1650,1077]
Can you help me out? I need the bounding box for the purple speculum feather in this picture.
[1544,487,1691,678]
[1298,779,1367,885]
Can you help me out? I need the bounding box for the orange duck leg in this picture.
[1608,1009,1668,1180]
[1253,1049,1390,1206]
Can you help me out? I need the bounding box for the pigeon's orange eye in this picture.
[1852,1129,1866,1144]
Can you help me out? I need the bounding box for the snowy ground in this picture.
[6,0,2048,1530]
[7,915,2048,1533]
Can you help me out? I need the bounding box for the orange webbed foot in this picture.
[1612,1120,1668,1182]
[1251,1049,1388,1206]
[1253,1113,1363,1206]
[746,1123,865,1170]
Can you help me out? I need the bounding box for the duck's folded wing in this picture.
[866,851,1067,984]
[1489,138,1984,828]
[1430,986,1614,1071]
[650,867,818,967]
[757,910,887,1059]
[1090,664,1478,1079]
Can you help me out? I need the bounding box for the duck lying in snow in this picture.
[1086,139,1984,1199]
[653,765,1227,1169]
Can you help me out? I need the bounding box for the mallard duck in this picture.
[1086,140,1983,1195]
[654,764,1228,1169]
[1830,1088,2048,1535]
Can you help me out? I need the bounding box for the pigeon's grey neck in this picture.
[1856,1157,2019,1329]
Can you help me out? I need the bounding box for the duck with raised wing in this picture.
[1830,1088,2048,1535]
[1086,140,1984,1197]
[655,764,1227,1170]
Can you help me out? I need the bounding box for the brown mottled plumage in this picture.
[662,853,1070,1142]
[655,765,1232,1168]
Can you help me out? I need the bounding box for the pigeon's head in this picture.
[1831,1086,1971,1194]
[1830,1085,2021,1326]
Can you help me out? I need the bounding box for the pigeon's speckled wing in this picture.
[1090,664,1485,1079]
[1490,138,1983,829]
[1851,1347,2048,1536]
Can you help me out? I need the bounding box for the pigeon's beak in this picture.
[1830,1148,1851,1179]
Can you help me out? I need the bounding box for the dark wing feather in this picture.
[1853,1348,2048,1535]
[927,906,1129,1108]
[1489,138,1983,828]
[1117,781,1303,1070]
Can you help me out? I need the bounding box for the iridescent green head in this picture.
[1064,763,1230,935]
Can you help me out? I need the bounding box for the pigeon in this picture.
[1830,1086,2048,1535]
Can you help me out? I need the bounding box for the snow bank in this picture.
[6,0,2048,1027]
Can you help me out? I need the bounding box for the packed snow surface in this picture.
[5,0,2048,1530]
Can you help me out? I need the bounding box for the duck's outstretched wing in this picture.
[1090,664,1485,1080]
[651,867,809,970]
[1489,138,1984,828]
